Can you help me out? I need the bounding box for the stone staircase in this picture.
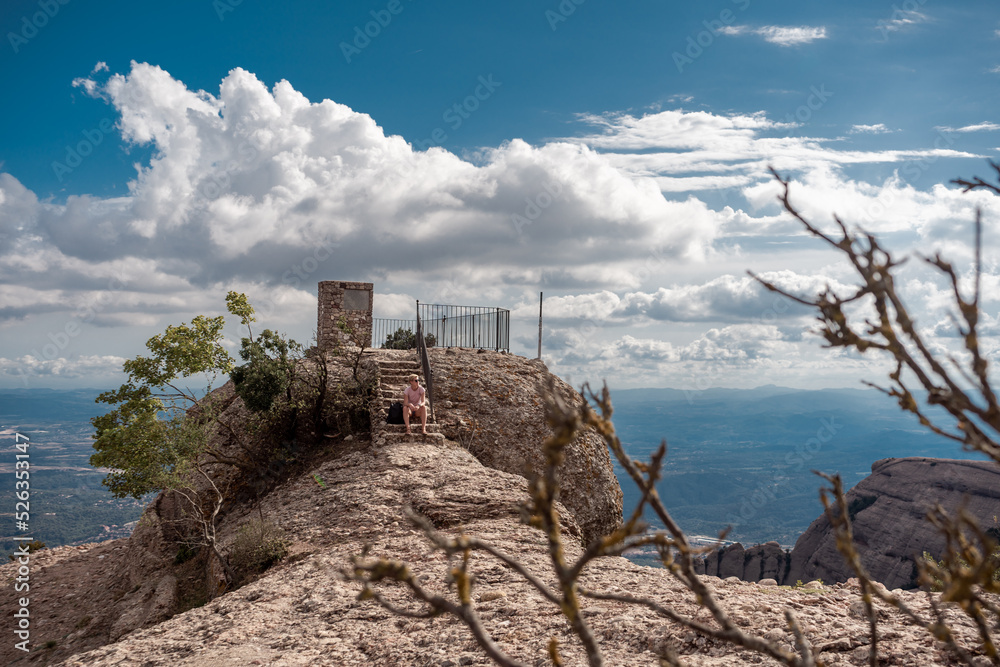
[371,351,445,445]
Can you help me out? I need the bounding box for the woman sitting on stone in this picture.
[402,374,427,435]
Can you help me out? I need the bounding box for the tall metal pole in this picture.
[537,291,543,359]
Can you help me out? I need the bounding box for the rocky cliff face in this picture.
[1,350,625,665]
[6,356,1000,665]
[700,457,1000,591]
[785,457,1000,590]
[694,541,792,583]
[428,348,623,544]
[4,441,993,666]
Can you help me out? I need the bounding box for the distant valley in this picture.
[608,385,986,546]
[0,389,148,556]
[0,384,984,557]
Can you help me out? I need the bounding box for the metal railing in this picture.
[416,302,509,352]
[372,318,417,350]
[416,308,434,423]
[372,302,510,352]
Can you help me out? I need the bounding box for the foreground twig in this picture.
[347,164,1000,666]
[347,380,821,665]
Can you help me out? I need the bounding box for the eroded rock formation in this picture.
[3,441,993,666]
[700,457,1000,591]
[1,350,625,665]
[786,457,1000,590]
[695,541,792,583]
[6,353,1000,665]
[428,348,624,544]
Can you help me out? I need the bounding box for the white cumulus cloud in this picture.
[850,124,894,134]
[0,355,127,379]
[0,62,723,329]
[720,25,828,46]
[935,122,1000,133]
[877,10,929,34]
[564,109,980,194]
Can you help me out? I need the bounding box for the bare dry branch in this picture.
[346,163,1000,667]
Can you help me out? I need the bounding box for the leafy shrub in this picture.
[173,543,198,565]
[8,539,45,560]
[382,327,436,349]
[920,548,1000,592]
[231,328,301,413]
[228,519,289,584]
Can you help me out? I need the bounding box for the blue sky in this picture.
[2,0,1000,391]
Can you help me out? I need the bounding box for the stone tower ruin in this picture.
[317,280,373,350]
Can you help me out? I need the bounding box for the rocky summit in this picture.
[695,457,1000,592]
[786,457,1000,590]
[2,350,998,666]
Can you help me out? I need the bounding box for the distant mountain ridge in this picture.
[2,384,982,553]
[694,457,1000,590]
[0,371,988,664]
[607,385,983,546]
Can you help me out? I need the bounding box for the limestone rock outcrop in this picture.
[428,348,624,544]
[8,355,1000,665]
[695,541,792,583]
[4,441,993,666]
[785,457,1000,590]
[703,457,1000,591]
[1,350,626,665]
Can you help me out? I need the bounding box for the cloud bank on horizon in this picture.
[1,61,999,390]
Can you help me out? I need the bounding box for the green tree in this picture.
[382,326,436,350]
[229,291,301,414]
[90,308,235,499]
[226,292,302,412]
[90,292,301,588]
[91,291,303,498]
[383,326,416,349]
[231,329,298,412]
